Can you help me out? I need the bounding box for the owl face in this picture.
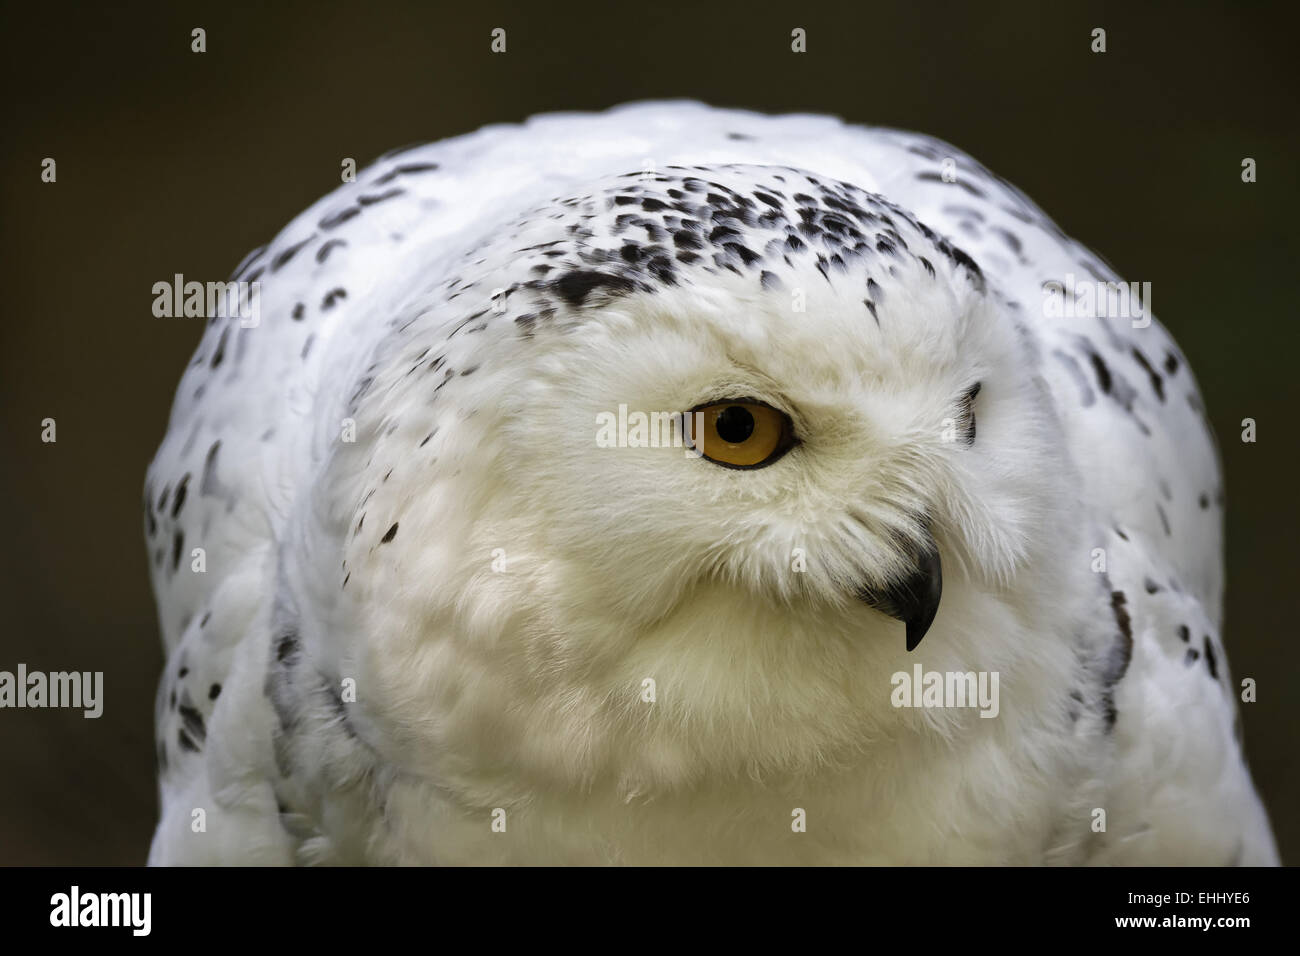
[339,165,1077,784]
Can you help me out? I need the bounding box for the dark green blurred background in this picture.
[1,0,1295,865]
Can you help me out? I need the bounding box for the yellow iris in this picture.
[687,401,794,468]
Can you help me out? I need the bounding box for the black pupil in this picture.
[715,406,755,444]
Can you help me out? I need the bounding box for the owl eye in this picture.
[686,400,796,469]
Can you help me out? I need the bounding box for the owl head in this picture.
[310,163,1081,787]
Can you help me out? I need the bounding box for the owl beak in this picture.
[858,532,943,652]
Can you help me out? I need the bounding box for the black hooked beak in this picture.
[857,532,943,652]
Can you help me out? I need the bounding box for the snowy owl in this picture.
[143,102,1278,865]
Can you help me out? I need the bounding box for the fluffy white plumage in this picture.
[144,102,1278,865]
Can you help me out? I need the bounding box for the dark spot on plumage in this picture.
[1199,493,1210,509]
[316,238,348,263]
[1131,348,1165,401]
[551,269,638,307]
[1109,590,1133,643]
[620,244,642,263]
[1097,589,1135,729]
[613,195,637,206]
[210,327,228,369]
[674,231,702,250]
[178,728,199,752]
[1087,351,1113,394]
[725,243,761,267]
[819,214,851,237]
[209,683,221,700]
[291,302,305,321]
[381,522,398,543]
[915,171,988,199]
[1177,625,1190,642]
[170,475,189,518]
[943,244,983,286]
[178,665,189,678]
[726,131,754,141]
[275,631,300,664]
[760,270,782,291]
[1143,578,1161,594]
[992,227,1023,254]
[460,366,478,376]
[357,187,404,207]
[171,529,184,572]
[785,235,806,253]
[576,247,612,267]
[320,206,360,229]
[321,288,348,310]
[342,572,350,589]
[169,689,177,710]
[272,235,315,271]
[1156,503,1171,536]
[371,161,438,185]
[1113,526,1128,541]
[676,251,700,265]
[958,382,981,444]
[640,198,668,212]
[647,255,676,285]
[178,701,206,743]
[1185,648,1200,665]
[1203,636,1219,680]
[1163,351,1179,375]
[301,334,315,360]
[864,300,879,323]
[821,193,857,214]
